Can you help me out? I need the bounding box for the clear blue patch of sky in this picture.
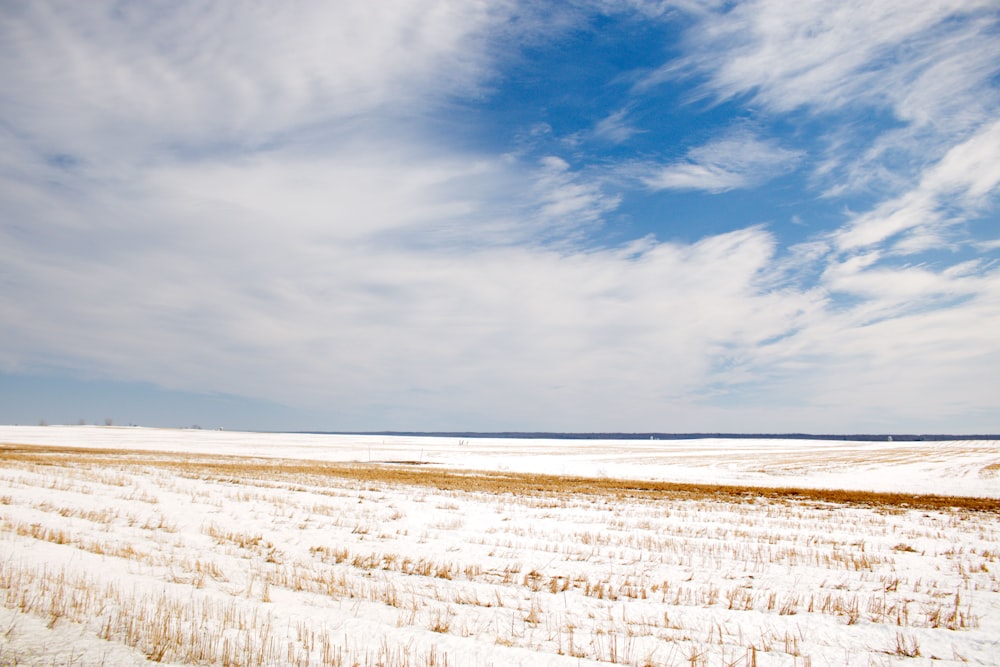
[603,172,836,247]
[450,11,686,153]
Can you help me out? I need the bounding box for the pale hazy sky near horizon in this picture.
[2,1,999,433]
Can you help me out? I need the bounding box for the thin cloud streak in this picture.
[642,132,801,193]
[835,118,1000,252]
[660,0,996,116]
[648,0,1000,195]
[592,108,641,144]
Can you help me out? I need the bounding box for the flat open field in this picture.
[1,427,998,665]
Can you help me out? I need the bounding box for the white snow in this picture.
[3,425,999,497]
[1,425,998,666]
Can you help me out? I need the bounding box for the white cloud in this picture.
[643,0,1000,200]
[529,157,621,239]
[627,1,1000,433]
[661,0,997,118]
[756,278,1000,431]
[0,1,502,165]
[835,118,1000,252]
[1,0,999,432]
[643,132,801,192]
[0,0,803,427]
[592,108,640,144]
[0,178,810,428]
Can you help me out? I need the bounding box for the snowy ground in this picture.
[3,426,1000,497]
[0,426,998,666]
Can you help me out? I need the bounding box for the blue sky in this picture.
[2,1,999,433]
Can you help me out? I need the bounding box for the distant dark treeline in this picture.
[298,432,999,442]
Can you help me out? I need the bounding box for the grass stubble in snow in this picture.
[0,433,998,665]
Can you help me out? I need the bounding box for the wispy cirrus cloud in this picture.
[637,1,1000,257]
[0,1,502,164]
[642,132,801,193]
[641,0,1000,196]
[655,0,998,119]
[592,108,641,144]
[617,0,1000,431]
[834,118,1000,253]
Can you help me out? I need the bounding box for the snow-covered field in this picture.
[0,426,998,666]
[4,426,1000,497]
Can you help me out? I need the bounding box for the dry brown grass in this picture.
[2,442,997,512]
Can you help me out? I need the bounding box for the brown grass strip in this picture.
[2,442,998,512]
